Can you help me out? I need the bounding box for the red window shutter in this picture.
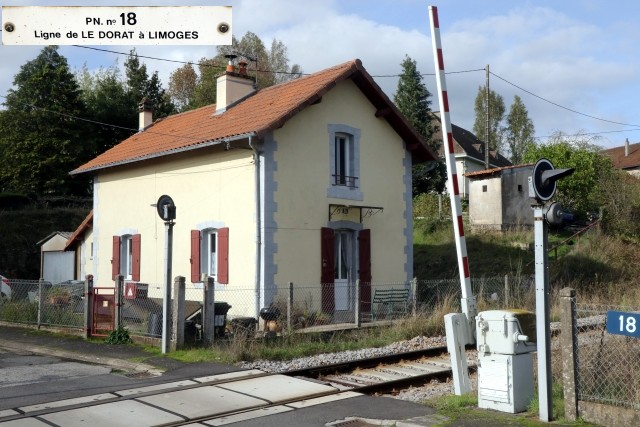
[359,229,372,312]
[321,227,335,313]
[190,230,201,283]
[217,227,229,284]
[112,236,121,280]
[131,234,141,282]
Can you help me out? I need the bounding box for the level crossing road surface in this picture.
[0,330,442,426]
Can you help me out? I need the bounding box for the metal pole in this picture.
[534,204,553,421]
[429,5,477,343]
[162,220,174,354]
[485,64,490,169]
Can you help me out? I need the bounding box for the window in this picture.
[482,185,488,192]
[334,133,356,187]
[327,124,363,201]
[203,229,218,278]
[112,234,141,281]
[191,228,229,284]
[518,184,523,192]
[334,230,352,280]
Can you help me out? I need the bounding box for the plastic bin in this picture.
[214,302,231,338]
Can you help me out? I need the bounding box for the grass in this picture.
[424,391,597,426]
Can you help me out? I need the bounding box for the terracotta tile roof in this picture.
[601,141,640,170]
[64,210,93,251]
[71,59,435,175]
[429,112,512,168]
[464,163,533,178]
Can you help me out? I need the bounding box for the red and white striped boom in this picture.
[428,5,477,343]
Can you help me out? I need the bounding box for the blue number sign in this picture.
[607,311,640,338]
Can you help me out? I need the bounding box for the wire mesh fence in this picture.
[0,279,85,328]
[575,302,640,409]
[0,275,533,342]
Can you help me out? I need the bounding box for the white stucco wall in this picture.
[270,80,410,287]
[92,147,256,295]
[469,176,503,228]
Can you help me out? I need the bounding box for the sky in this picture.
[1,0,640,150]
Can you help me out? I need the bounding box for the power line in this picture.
[490,71,640,129]
[72,45,304,77]
[0,93,207,143]
[73,45,482,79]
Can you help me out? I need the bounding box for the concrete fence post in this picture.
[114,275,124,330]
[560,287,579,421]
[83,275,94,339]
[171,276,186,351]
[203,276,216,344]
[355,279,361,328]
[504,274,510,308]
[287,282,293,332]
[411,277,418,317]
[37,278,44,328]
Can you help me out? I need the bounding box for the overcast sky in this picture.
[2,0,639,149]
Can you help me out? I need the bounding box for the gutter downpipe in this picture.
[249,135,262,322]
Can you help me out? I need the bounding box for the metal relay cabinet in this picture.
[476,309,537,413]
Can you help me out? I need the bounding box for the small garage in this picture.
[38,231,74,283]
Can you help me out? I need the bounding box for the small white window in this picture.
[120,235,133,279]
[201,229,218,279]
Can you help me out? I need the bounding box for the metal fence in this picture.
[574,302,640,409]
[0,275,529,340]
[0,279,85,328]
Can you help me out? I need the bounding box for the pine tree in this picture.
[393,55,445,195]
[394,55,435,148]
[0,46,92,196]
[124,49,175,119]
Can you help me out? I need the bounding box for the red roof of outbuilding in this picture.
[601,142,640,170]
[71,59,435,175]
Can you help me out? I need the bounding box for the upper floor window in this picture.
[334,133,357,188]
[327,124,363,201]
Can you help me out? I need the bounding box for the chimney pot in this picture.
[625,138,630,157]
[138,97,154,131]
[224,53,237,73]
[238,61,248,76]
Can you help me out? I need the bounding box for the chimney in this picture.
[216,55,256,114]
[138,97,153,131]
[625,138,630,157]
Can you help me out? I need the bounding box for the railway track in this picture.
[286,345,475,394]
[0,346,475,427]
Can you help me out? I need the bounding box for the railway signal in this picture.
[528,158,574,422]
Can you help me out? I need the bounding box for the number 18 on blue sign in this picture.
[607,311,640,337]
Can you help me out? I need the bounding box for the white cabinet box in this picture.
[476,309,536,355]
[478,352,534,413]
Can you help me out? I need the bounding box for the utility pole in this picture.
[485,64,490,169]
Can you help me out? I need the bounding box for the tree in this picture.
[124,49,176,118]
[472,86,505,152]
[523,132,613,218]
[504,95,535,164]
[170,32,303,110]
[79,64,135,154]
[393,55,445,195]
[168,63,197,112]
[0,46,92,196]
